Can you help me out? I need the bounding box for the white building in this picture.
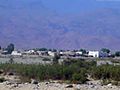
[88,51,99,58]
[26,50,35,54]
[23,50,38,55]
[48,51,56,57]
[11,51,22,56]
[37,51,48,56]
[76,51,83,55]
[60,51,75,56]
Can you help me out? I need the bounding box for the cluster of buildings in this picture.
[59,50,111,58]
[0,48,112,58]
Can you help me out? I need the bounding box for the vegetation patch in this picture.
[0,59,119,85]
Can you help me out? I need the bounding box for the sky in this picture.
[41,0,120,14]
[0,0,120,14]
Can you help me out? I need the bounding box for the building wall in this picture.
[11,51,22,56]
[88,51,99,58]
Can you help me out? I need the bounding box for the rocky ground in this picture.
[0,77,119,90]
[0,74,119,90]
[0,81,120,90]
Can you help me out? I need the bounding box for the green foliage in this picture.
[80,49,87,54]
[52,49,57,52]
[39,48,48,51]
[101,79,111,85]
[52,54,60,64]
[91,65,120,81]
[0,77,5,83]
[6,43,14,54]
[0,59,119,84]
[0,59,93,83]
[115,51,120,57]
[43,58,51,61]
[72,69,87,84]
[9,57,14,64]
[33,48,48,51]
[101,48,110,54]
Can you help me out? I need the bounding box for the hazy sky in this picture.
[0,0,120,14]
[41,0,120,14]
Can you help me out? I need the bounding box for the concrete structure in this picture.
[23,50,39,55]
[88,51,99,58]
[75,51,83,55]
[26,50,35,54]
[37,51,48,56]
[97,60,113,66]
[11,51,22,56]
[60,51,76,56]
[48,51,56,57]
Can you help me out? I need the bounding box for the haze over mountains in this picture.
[0,0,120,50]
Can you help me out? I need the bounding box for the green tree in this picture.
[72,73,87,84]
[80,49,86,54]
[115,51,120,57]
[9,57,14,64]
[101,48,110,54]
[52,49,57,52]
[53,54,60,64]
[39,48,47,51]
[6,43,14,54]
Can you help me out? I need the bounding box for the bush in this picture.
[72,73,87,84]
[0,78,5,83]
[0,59,119,84]
[91,65,120,81]
[43,58,51,61]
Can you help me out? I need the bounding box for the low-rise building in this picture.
[48,51,56,57]
[23,50,39,55]
[11,51,22,56]
[88,51,99,58]
[60,51,76,57]
[37,51,48,56]
[75,51,83,55]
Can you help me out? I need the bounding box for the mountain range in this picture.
[0,0,120,50]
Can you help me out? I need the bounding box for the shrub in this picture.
[72,73,87,84]
[0,78,5,83]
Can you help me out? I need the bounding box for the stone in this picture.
[65,84,73,88]
[31,79,38,84]
[107,83,112,86]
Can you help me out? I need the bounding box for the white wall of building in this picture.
[76,51,83,55]
[48,51,56,57]
[88,51,99,58]
[11,51,22,56]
